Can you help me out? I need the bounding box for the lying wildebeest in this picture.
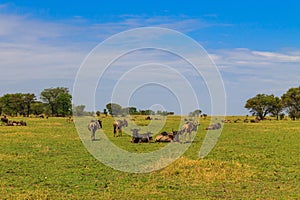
[113,119,128,137]
[180,122,199,143]
[131,128,153,143]
[155,130,180,142]
[88,120,102,141]
[145,116,152,120]
[206,122,222,130]
[222,119,231,123]
[1,116,8,124]
[250,118,260,123]
[6,120,27,126]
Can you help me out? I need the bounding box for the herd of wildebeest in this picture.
[0,115,27,126]
[1,114,262,143]
[87,117,226,143]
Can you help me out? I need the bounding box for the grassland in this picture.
[1,116,299,199]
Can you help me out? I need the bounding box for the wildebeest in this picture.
[180,122,199,143]
[155,130,180,142]
[131,128,153,143]
[250,118,260,123]
[206,122,222,130]
[6,120,27,126]
[88,120,102,141]
[1,115,8,124]
[145,116,152,120]
[113,119,128,137]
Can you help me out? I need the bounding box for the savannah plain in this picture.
[1,115,299,199]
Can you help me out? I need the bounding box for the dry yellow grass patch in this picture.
[158,157,254,185]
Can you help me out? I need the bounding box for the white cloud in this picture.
[0,9,299,115]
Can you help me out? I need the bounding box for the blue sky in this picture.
[1,1,300,115]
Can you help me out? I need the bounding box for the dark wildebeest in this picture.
[88,120,102,141]
[250,118,260,123]
[1,116,8,124]
[113,119,128,137]
[180,122,199,143]
[130,128,153,143]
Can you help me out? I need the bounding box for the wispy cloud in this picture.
[1,8,299,115]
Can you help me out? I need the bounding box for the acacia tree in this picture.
[106,103,122,116]
[282,86,300,120]
[245,94,275,120]
[269,96,284,120]
[0,93,36,116]
[40,87,72,116]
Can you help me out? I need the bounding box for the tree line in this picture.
[245,86,300,120]
[0,87,72,117]
[104,103,175,116]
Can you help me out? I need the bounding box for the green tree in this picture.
[0,93,36,116]
[30,101,46,116]
[73,105,86,116]
[245,94,275,120]
[103,108,108,116]
[128,107,137,115]
[269,96,284,120]
[106,103,122,116]
[56,92,72,116]
[40,87,70,116]
[282,86,300,120]
[22,93,36,117]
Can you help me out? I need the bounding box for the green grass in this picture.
[1,116,299,199]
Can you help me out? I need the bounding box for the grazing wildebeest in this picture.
[88,120,102,141]
[113,119,128,137]
[180,122,199,143]
[130,128,153,143]
[206,122,222,130]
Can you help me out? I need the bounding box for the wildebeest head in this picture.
[130,128,140,136]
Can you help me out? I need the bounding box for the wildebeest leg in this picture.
[119,128,122,137]
[91,129,95,141]
[113,126,117,137]
[188,131,192,143]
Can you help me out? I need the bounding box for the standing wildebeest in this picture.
[113,119,128,137]
[180,122,199,143]
[88,120,102,141]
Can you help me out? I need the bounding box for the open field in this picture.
[1,116,300,199]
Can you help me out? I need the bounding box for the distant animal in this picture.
[180,122,199,142]
[88,120,102,141]
[1,116,8,124]
[234,119,241,123]
[113,119,128,137]
[145,116,152,120]
[6,120,27,126]
[250,119,260,123]
[222,119,231,123]
[206,122,222,130]
[131,128,153,143]
[66,117,73,123]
